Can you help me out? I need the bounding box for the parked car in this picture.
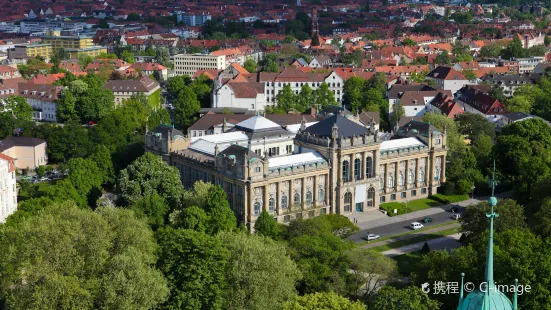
[410,222,424,230]
[422,217,435,223]
[449,205,460,213]
[452,214,462,220]
[366,234,380,241]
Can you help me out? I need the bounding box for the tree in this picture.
[173,86,201,128]
[284,292,365,310]
[254,210,279,239]
[56,89,78,121]
[455,112,495,140]
[166,75,191,97]
[368,286,440,310]
[90,144,115,185]
[421,241,431,253]
[391,103,405,125]
[78,54,94,69]
[4,95,33,121]
[264,59,280,72]
[534,198,551,238]
[459,199,527,243]
[312,82,337,110]
[500,36,526,59]
[118,152,183,210]
[203,186,237,234]
[505,95,532,113]
[156,227,229,310]
[155,47,171,68]
[347,248,398,299]
[462,68,477,81]
[126,12,141,21]
[401,37,417,46]
[219,232,301,310]
[435,51,450,65]
[170,205,210,233]
[311,33,321,47]
[276,84,297,112]
[129,194,169,229]
[296,84,313,112]
[422,112,464,152]
[243,58,257,73]
[66,157,103,204]
[343,77,366,113]
[479,44,502,58]
[0,202,169,310]
[471,133,493,171]
[120,50,135,64]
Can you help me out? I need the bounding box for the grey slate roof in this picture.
[0,136,46,152]
[304,114,369,138]
[150,124,185,140]
[218,144,259,163]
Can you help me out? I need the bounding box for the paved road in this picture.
[381,233,462,257]
[362,222,460,249]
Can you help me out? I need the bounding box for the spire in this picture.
[457,273,465,310]
[485,160,499,293]
[513,279,518,310]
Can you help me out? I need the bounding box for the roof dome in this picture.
[235,115,281,132]
[459,289,513,310]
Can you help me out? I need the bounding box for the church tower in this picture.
[457,161,519,310]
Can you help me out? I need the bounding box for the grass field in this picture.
[392,251,424,276]
[371,226,460,252]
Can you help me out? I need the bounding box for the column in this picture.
[441,155,446,183]
[373,151,378,178]
[405,160,409,190]
[302,177,307,210]
[263,184,269,212]
[351,152,356,182]
[244,183,249,224]
[384,163,389,193]
[276,182,282,216]
[247,185,253,223]
[394,164,398,193]
[415,158,420,188]
[313,176,318,208]
[289,179,294,209]
[361,151,366,180]
[429,155,436,194]
[325,174,330,206]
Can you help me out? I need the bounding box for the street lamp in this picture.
[471,183,475,199]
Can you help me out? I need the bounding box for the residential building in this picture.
[40,32,95,51]
[146,114,447,228]
[309,55,332,68]
[130,62,168,80]
[454,85,505,116]
[517,56,545,73]
[0,65,21,79]
[426,66,470,94]
[103,77,161,107]
[0,154,16,223]
[427,92,465,118]
[392,90,452,119]
[177,13,212,26]
[20,20,86,34]
[498,111,551,128]
[480,73,543,97]
[173,54,225,77]
[516,32,545,49]
[7,44,53,60]
[0,136,47,171]
[65,46,108,59]
[18,83,62,122]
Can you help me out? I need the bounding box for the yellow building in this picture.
[65,46,107,59]
[40,34,94,51]
[9,44,53,60]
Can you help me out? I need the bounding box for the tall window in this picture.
[354,158,361,180]
[408,169,414,184]
[281,195,288,209]
[379,176,384,192]
[434,167,440,181]
[367,187,375,207]
[366,157,372,178]
[388,174,394,188]
[344,192,352,212]
[294,193,301,206]
[342,160,350,182]
[254,202,261,216]
[318,188,325,203]
[398,172,404,186]
[306,191,313,205]
[269,198,275,213]
[419,168,425,183]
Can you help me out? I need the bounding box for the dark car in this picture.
[422,217,435,223]
[449,205,460,213]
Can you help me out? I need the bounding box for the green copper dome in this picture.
[459,289,513,310]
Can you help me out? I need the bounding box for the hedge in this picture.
[429,194,469,204]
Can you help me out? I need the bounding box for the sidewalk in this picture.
[362,222,460,249]
[381,233,462,257]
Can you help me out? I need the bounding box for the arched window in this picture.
[366,157,372,178]
[306,191,313,205]
[342,160,350,182]
[354,158,361,180]
[269,198,275,213]
[294,192,301,206]
[367,187,375,207]
[281,195,288,209]
[398,172,404,186]
[434,167,440,181]
[344,192,352,212]
[318,188,325,202]
[254,202,261,216]
[419,168,425,183]
[388,174,394,188]
[408,169,414,184]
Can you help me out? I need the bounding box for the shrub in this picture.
[380,202,411,217]
[441,181,456,195]
[430,193,469,204]
[421,241,431,253]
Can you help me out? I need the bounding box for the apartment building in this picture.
[40,32,94,51]
[517,56,544,73]
[0,136,47,171]
[65,46,107,59]
[0,154,16,224]
[103,77,161,107]
[8,44,53,60]
[173,54,225,77]
[176,13,212,26]
[18,83,62,122]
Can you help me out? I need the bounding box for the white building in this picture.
[0,154,17,223]
[426,66,471,95]
[173,54,225,77]
[517,56,545,74]
[18,83,62,122]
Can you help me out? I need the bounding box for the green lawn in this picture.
[371,226,460,252]
[18,180,57,201]
[407,198,443,211]
[380,193,469,217]
[392,252,424,276]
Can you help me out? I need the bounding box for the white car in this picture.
[366,234,380,241]
[410,222,424,230]
[452,214,462,220]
